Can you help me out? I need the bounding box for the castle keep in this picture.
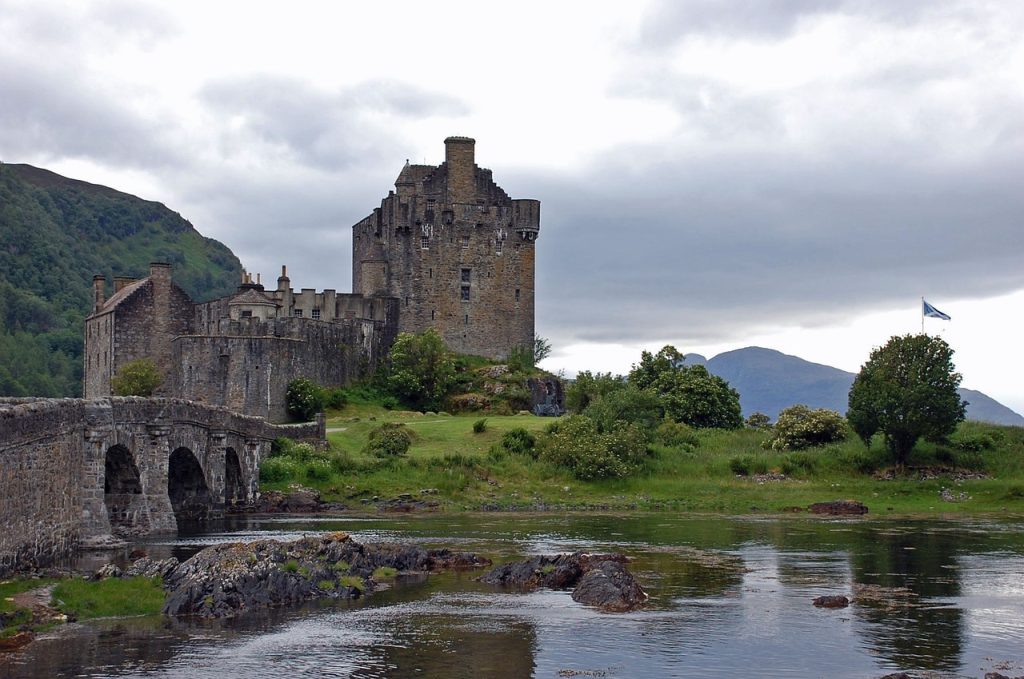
[353,136,540,359]
[84,138,540,421]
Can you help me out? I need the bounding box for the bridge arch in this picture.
[168,446,213,524]
[225,447,246,508]
[104,444,148,534]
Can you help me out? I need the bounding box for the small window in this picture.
[312,309,321,320]
[431,309,435,320]
[465,314,469,325]
[294,309,303,317]
[461,268,471,283]
[515,288,520,302]
[421,235,429,249]
[461,287,470,301]
[461,234,470,249]
[429,268,433,279]
[241,310,253,318]
[496,239,503,255]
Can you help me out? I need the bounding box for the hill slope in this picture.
[0,163,243,397]
[689,347,1024,427]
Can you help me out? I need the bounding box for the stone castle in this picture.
[84,137,541,421]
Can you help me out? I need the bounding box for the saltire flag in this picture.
[923,299,951,321]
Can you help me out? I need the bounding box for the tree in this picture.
[385,329,456,411]
[627,345,742,429]
[111,358,162,396]
[847,334,967,466]
[566,371,626,413]
[533,335,552,364]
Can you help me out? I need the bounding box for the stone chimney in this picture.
[92,274,105,312]
[444,136,476,205]
[113,276,136,292]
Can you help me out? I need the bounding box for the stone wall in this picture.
[0,397,324,576]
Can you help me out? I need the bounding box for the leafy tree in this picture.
[745,412,772,430]
[583,385,664,434]
[847,334,967,466]
[656,365,743,429]
[385,329,456,411]
[533,335,552,364]
[285,377,325,421]
[111,358,163,396]
[628,345,685,390]
[566,371,626,413]
[765,405,847,451]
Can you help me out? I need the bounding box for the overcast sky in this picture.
[2,0,1022,412]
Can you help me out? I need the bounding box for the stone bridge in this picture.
[0,397,324,575]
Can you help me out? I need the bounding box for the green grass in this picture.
[262,409,1024,515]
[372,566,398,580]
[50,576,164,619]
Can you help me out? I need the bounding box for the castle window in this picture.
[312,309,321,320]
[496,239,503,255]
[294,309,303,317]
[421,235,429,250]
[465,314,469,325]
[461,268,471,283]
[515,288,520,302]
[429,268,433,279]
[241,310,252,318]
[461,235,470,249]
[431,310,435,320]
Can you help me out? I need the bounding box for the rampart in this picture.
[0,397,324,576]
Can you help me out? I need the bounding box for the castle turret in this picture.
[444,136,476,205]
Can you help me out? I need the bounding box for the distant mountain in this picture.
[686,346,1024,427]
[0,163,242,397]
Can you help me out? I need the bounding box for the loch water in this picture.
[3,513,1024,678]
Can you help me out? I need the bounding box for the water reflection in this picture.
[4,514,1024,678]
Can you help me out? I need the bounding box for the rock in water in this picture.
[813,595,851,608]
[480,553,646,612]
[161,533,489,618]
[571,559,649,612]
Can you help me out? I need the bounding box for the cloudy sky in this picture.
[2,0,1022,412]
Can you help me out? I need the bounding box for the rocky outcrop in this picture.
[808,500,868,515]
[812,595,850,608]
[479,553,647,612]
[160,533,489,618]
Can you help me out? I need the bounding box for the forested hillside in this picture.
[0,163,242,396]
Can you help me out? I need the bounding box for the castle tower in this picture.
[352,137,540,360]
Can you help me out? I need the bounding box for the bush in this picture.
[952,432,996,452]
[745,412,771,429]
[111,358,162,396]
[655,420,700,449]
[323,387,348,410]
[363,422,414,457]
[766,405,848,451]
[260,456,302,483]
[537,415,646,480]
[286,378,325,421]
[306,459,333,481]
[500,427,537,457]
[472,418,488,434]
[584,386,663,434]
[780,451,818,476]
[728,455,768,476]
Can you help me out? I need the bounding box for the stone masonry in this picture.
[0,397,323,576]
[352,137,540,360]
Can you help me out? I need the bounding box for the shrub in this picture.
[286,378,325,421]
[655,420,700,449]
[260,456,302,483]
[472,418,488,433]
[952,432,996,452]
[111,358,162,396]
[766,405,848,451]
[537,415,646,480]
[363,422,414,457]
[323,387,348,410]
[745,412,771,430]
[500,427,537,456]
[584,386,663,434]
[306,459,333,481]
[728,455,769,476]
[780,451,818,476]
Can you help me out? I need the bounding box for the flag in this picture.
[923,299,951,321]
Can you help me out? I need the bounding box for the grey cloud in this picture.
[519,145,1024,348]
[199,76,468,170]
[637,0,942,45]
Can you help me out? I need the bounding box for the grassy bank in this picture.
[1,575,164,641]
[260,408,1024,515]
